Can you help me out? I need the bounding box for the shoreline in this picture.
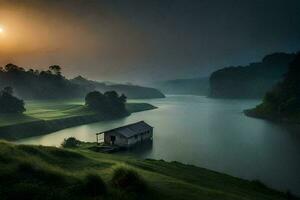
[244,109,300,125]
[0,103,157,141]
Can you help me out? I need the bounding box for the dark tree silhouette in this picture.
[249,52,300,119]
[49,65,62,76]
[261,52,300,116]
[85,91,107,111]
[0,87,25,113]
[85,91,127,115]
[0,63,86,99]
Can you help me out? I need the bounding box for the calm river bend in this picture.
[17,95,300,195]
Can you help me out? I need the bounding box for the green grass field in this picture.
[0,100,156,127]
[0,141,294,200]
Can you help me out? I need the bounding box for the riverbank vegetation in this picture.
[0,141,295,200]
[245,52,300,123]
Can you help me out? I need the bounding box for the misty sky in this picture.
[0,0,299,83]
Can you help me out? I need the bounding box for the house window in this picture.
[134,135,138,139]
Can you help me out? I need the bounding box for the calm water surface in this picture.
[18,95,300,194]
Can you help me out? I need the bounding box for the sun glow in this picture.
[0,26,5,35]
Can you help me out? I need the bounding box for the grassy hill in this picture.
[0,141,294,200]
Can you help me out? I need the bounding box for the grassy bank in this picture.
[0,100,156,140]
[0,141,295,200]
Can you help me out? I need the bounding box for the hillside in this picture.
[153,77,209,96]
[0,141,294,200]
[71,76,165,99]
[209,52,296,98]
[245,52,300,123]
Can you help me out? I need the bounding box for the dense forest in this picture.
[0,64,85,99]
[153,77,209,95]
[245,52,300,122]
[0,64,165,100]
[209,52,296,98]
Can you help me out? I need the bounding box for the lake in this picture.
[17,95,300,195]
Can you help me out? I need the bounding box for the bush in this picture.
[111,167,146,193]
[61,137,80,148]
[0,86,25,113]
[80,174,107,197]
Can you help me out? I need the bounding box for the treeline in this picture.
[209,52,296,98]
[0,64,165,100]
[0,64,85,99]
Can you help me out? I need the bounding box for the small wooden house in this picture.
[96,121,153,148]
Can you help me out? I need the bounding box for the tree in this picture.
[85,90,127,114]
[258,52,300,116]
[4,63,24,72]
[0,87,25,113]
[85,91,107,111]
[49,65,62,76]
[61,137,80,148]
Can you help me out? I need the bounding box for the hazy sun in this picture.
[0,27,4,33]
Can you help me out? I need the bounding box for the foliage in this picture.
[111,167,147,193]
[0,63,86,99]
[85,90,128,115]
[210,52,296,98]
[61,137,81,148]
[255,52,300,117]
[0,87,25,113]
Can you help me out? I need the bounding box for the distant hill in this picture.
[153,77,209,96]
[245,52,300,123]
[209,52,296,98]
[71,76,165,99]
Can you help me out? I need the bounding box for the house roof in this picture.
[99,121,153,138]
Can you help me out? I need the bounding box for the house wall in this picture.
[104,131,128,147]
[128,128,153,146]
[104,127,153,147]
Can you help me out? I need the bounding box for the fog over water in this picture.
[18,95,300,195]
